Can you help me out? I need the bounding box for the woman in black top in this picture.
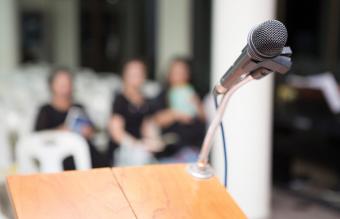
[112,94,153,139]
[108,59,163,163]
[35,68,109,169]
[35,103,84,131]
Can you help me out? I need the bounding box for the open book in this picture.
[65,106,91,134]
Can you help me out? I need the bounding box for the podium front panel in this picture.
[113,164,246,219]
[7,168,135,219]
[7,164,246,219]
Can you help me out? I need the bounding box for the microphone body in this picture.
[215,20,292,94]
[217,46,255,93]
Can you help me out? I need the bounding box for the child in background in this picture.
[153,58,206,162]
[167,58,205,121]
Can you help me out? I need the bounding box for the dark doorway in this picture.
[192,0,212,97]
[80,0,157,78]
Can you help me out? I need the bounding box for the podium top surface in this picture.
[7,164,246,219]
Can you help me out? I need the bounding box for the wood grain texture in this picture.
[113,164,246,219]
[7,168,136,219]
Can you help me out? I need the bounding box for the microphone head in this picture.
[248,20,288,60]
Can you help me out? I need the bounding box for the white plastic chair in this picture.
[16,131,91,174]
[0,211,8,219]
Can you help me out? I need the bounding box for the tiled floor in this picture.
[1,184,340,219]
[272,189,340,219]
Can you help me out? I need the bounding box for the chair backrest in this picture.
[16,131,91,174]
[0,211,8,219]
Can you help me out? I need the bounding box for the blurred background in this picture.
[1,0,340,219]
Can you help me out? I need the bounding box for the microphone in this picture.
[214,20,292,94]
[188,20,293,179]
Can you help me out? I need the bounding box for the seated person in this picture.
[108,59,163,166]
[153,57,206,161]
[35,68,109,169]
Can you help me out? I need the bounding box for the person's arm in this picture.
[80,125,94,139]
[109,94,135,144]
[153,109,193,127]
[140,118,165,152]
[192,94,206,121]
[108,114,131,144]
[151,89,193,127]
[35,106,52,131]
[153,109,177,127]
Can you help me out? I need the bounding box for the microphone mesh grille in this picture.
[251,20,288,58]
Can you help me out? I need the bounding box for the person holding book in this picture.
[35,68,109,169]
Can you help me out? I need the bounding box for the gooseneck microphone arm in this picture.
[198,75,254,165]
[187,75,254,179]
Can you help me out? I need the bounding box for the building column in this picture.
[211,0,276,218]
[0,0,19,72]
[323,0,339,72]
[51,0,79,68]
[156,0,191,79]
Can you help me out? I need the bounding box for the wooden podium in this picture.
[7,164,246,219]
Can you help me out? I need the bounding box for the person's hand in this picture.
[81,125,94,139]
[142,138,165,153]
[174,111,193,124]
[58,124,70,131]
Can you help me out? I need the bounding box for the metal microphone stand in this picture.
[187,75,255,179]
